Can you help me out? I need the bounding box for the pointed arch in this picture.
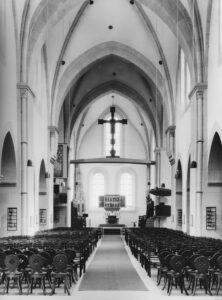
[186,156,191,234]
[1,132,16,185]
[175,160,183,230]
[39,159,47,194]
[208,132,222,185]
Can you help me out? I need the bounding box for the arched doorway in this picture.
[39,160,48,229]
[175,160,183,231]
[207,132,222,238]
[0,132,18,236]
[1,132,16,185]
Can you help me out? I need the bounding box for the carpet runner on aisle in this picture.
[79,235,148,291]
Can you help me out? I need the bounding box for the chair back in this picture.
[40,251,52,265]
[164,254,174,269]
[170,255,185,272]
[0,252,6,268]
[18,254,29,270]
[181,250,193,258]
[194,256,209,274]
[5,254,19,272]
[53,254,68,272]
[188,254,199,268]
[64,249,76,264]
[216,255,222,271]
[23,250,34,257]
[159,251,170,265]
[29,254,44,272]
[210,252,221,268]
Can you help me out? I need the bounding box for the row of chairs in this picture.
[125,228,222,296]
[0,228,101,295]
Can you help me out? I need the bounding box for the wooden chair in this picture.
[156,251,171,286]
[17,253,30,287]
[0,252,7,285]
[214,255,222,295]
[28,254,47,295]
[190,255,212,296]
[50,253,70,295]
[166,255,188,296]
[64,249,78,283]
[4,254,22,295]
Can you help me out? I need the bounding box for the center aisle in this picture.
[79,235,148,291]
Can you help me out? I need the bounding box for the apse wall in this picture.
[77,119,147,227]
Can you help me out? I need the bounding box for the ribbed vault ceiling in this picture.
[17,0,207,147]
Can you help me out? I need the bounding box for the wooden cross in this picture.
[98,106,127,158]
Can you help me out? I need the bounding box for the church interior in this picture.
[0,0,222,298]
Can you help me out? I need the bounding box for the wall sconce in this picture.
[27,160,32,167]
[45,172,50,178]
[190,161,197,168]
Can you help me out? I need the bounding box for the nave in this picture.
[0,227,222,299]
[1,1,222,298]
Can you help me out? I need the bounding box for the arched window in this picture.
[208,133,222,184]
[105,114,121,157]
[92,172,105,207]
[119,172,134,207]
[1,132,16,184]
[39,160,47,194]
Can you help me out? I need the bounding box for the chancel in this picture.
[1,0,222,298]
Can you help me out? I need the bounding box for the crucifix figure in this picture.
[98,106,127,158]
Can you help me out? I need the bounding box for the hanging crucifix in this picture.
[98,106,127,158]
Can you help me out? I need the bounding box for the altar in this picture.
[99,194,125,225]
[99,223,125,235]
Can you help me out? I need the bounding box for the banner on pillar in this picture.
[54,144,68,178]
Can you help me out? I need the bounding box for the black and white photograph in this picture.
[0,0,222,299]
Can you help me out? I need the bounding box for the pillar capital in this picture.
[154,147,165,153]
[17,82,35,99]
[48,126,59,135]
[188,83,207,100]
[165,125,176,136]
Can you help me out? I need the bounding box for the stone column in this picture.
[189,83,207,236]
[154,147,161,193]
[17,83,35,235]
[48,126,59,227]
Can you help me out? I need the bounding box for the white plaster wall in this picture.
[17,26,55,234]
[202,0,222,238]
[0,1,21,237]
[80,163,147,227]
[76,109,148,227]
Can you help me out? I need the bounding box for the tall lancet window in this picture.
[92,172,105,207]
[120,172,134,207]
[105,115,121,157]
